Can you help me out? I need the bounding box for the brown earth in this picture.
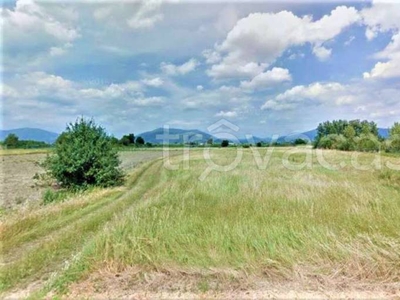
[0,150,164,210]
[64,267,400,299]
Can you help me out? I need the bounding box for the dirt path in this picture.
[64,268,400,299]
[0,159,164,298]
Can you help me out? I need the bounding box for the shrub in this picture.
[4,134,19,148]
[135,136,145,146]
[356,133,381,152]
[221,140,229,147]
[44,118,124,189]
[318,134,346,149]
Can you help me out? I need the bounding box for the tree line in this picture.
[1,134,52,149]
[314,119,400,153]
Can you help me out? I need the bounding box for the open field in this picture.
[1,148,400,298]
[0,150,164,210]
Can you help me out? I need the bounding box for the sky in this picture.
[1,0,400,138]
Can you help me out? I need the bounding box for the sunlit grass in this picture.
[2,148,400,297]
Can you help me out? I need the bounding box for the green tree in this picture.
[294,138,307,145]
[44,118,123,189]
[4,133,19,148]
[387,122,400,152]
[221,140,229,147]
[390,122,400,137]
[343,125,356,139]
[206,138,213,145]
[120,133,135,146]
[135,136,145,145]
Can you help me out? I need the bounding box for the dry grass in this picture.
[1,148,400,298]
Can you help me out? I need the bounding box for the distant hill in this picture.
[0,126,391,145]
[0,128,59,144]
[138,128,215,144]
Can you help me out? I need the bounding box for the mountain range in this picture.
[0,128,59,144]
[0,127,391,145]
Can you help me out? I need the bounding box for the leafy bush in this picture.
[221,140,229,147]
[385,123,400,153]
[318,134,346,149]
[355,134,381,152]
[44,118,124,189]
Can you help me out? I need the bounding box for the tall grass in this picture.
[41,148,400,297]
[3,149,400,297]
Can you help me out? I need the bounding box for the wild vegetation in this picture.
[1,133,51,149]
[1,148,399,298]
[44,118,124,189]
[315,119,400,153]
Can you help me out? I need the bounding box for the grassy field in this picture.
[1,148,400,298]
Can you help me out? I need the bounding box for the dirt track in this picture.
[0,150,164,210]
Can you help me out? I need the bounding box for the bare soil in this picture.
[64,268,400,299]
[0,150,164,210]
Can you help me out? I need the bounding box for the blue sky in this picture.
[1,0,400,138]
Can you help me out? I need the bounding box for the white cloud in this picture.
[207,61,267,79]
[312,45,332,61]
[215,110,238,118]
[240,67,291,91]
[261,82,354,111]
[131,96,164,107]
[161,59,199,76]
[93,1,164,30]
[361,1,400,79]
[2,0,80,44]
[202,49,221,64]
[141,77,164,87]
[361,1,400,40]
[207,6,360,79]
[196,85,204,91]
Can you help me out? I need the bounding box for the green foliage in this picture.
[42,189,70,205]
[206,138,213,145]
[386,122,400,153]
[221,140,229,147]
[355,133,381,152]
[315,119,381,152]
[44,118,123,189]
[293,138,307,145]
[256,142,262,147]
[120,133,135,146]
[4,134,19,148]
[343,125,356,139]
[135,136,145,145]
[2,134,50,149]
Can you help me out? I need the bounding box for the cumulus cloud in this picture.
[215,110,238,118]
[1,0,80,58]
[127,2,163,29]
[161,59,199,76]
[141,77,164,87]
[361,1,400,79]
[361,0,400,40]
[93,1,164,30]
[312,45,332,61]
[240,67,291,91]
[261,82,355,111]
[207,6,360,79]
